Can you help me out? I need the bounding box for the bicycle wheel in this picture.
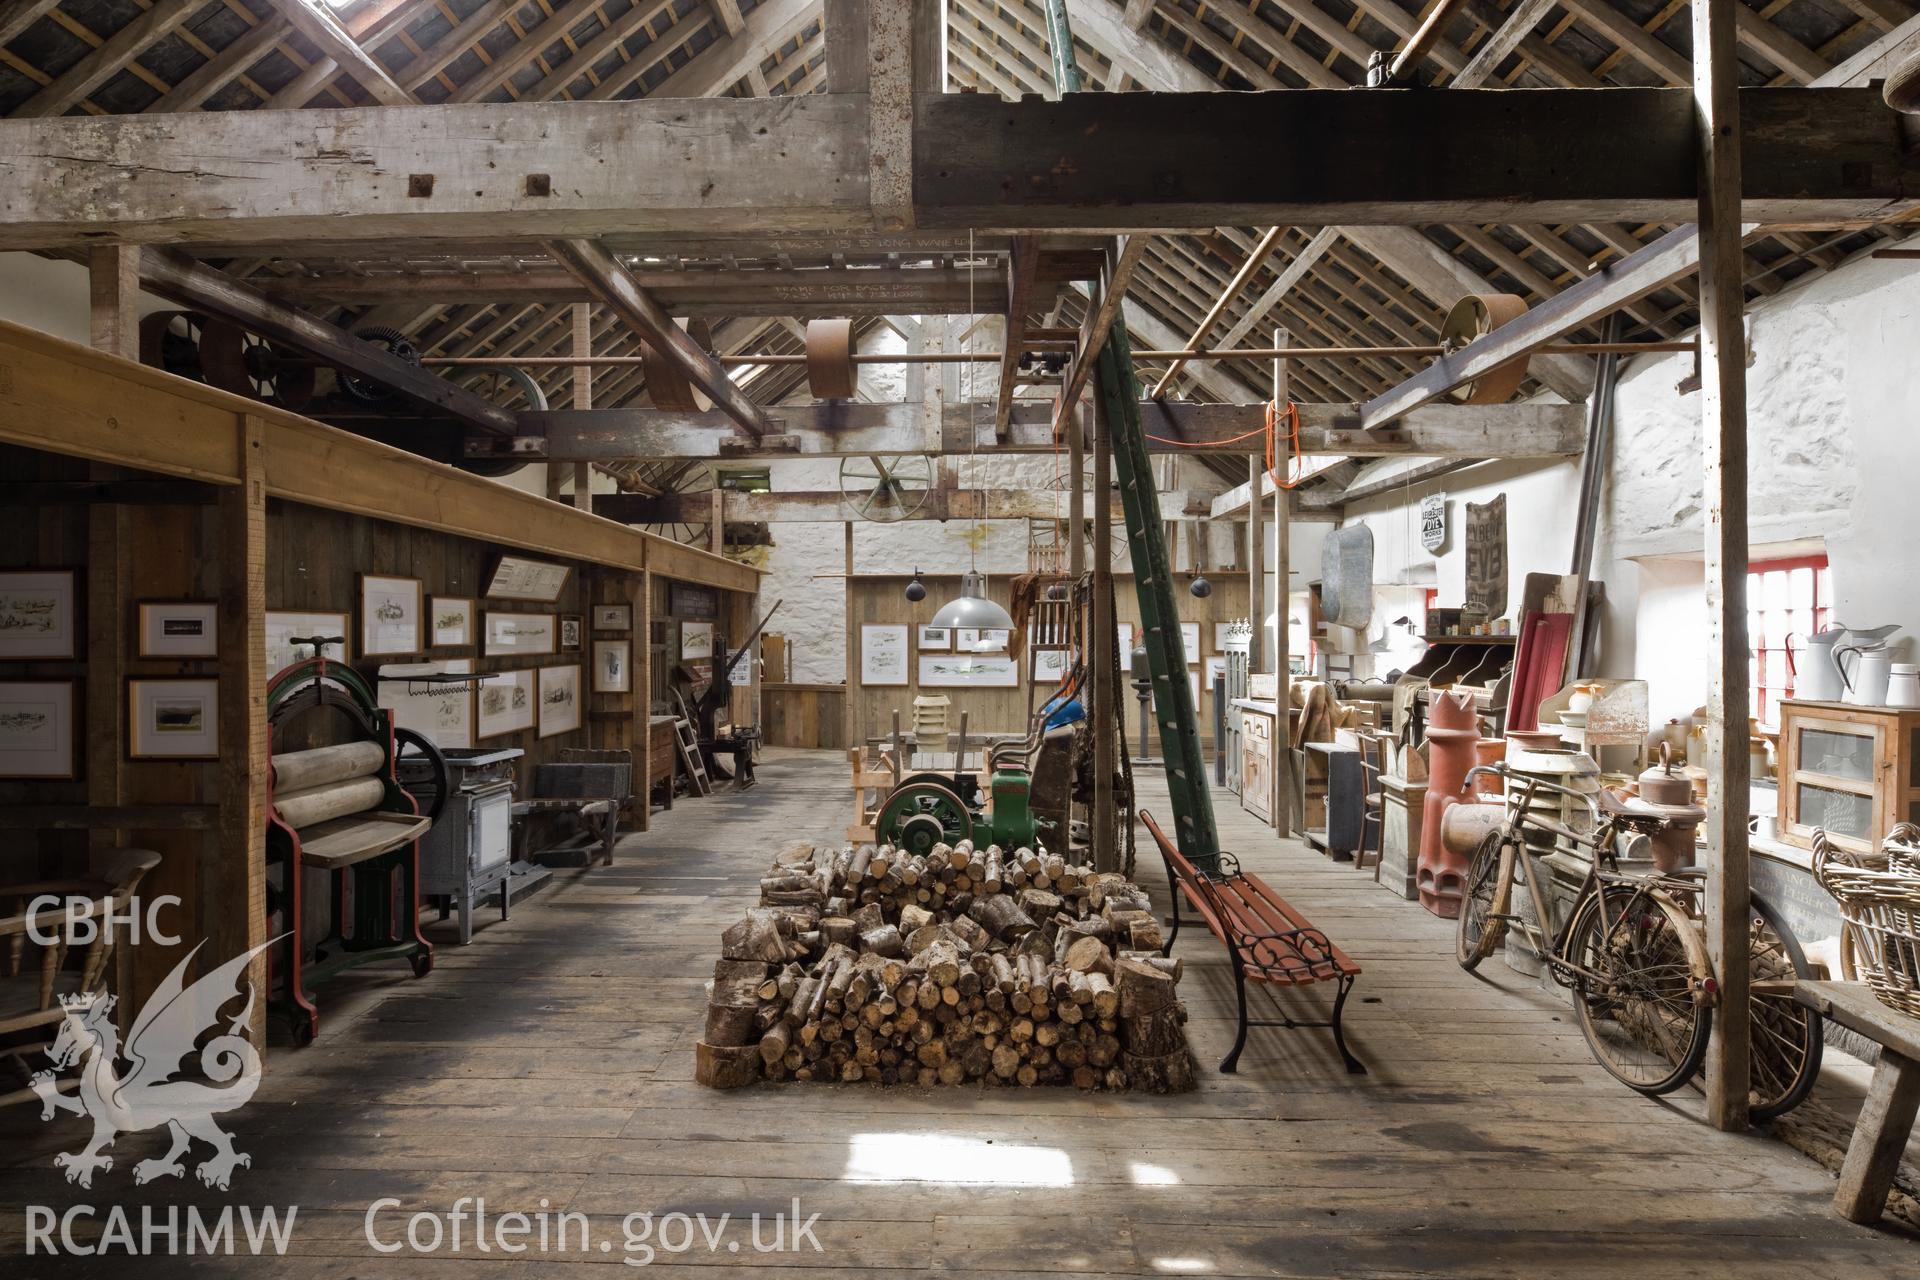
[1455,829,1514,970]
[1745,894,1823,1122]
[1567,885,1712,1096]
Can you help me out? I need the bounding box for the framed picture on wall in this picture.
[137,600,218,658]
[360,574,424,657]
[1180,621,1202,661]
[916,626,950,651]
[1117,621,1134,657]
[0,680,74,778]
[538,665,581,738]
[476,669,536,738]
[266,610,349,679]
[431,597,474,647]
[681,620,715,659]
[919,654,1019,688]
[377,666,474,750]
[955,628,1008,653]
[128,677,219,760]
[861,624,909,687]
[1214,623,1237,652]
[1033,647,1070,684]
[592,641,632,693]
[592,604,632,632]
[560,615,583,652]
[1205,656,1228,695]
[0,570,76,659]
[485,612,556,656]
[483,554,571,603]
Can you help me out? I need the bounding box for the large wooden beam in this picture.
[137,250,519,436]
[1697,0,1753,1136]
[1354,226,1699,428]
[0,319,758,592]
[262,265,1008,314]
[546,238,774,439]
[503,399,1586,462]
[0,96,868,250]
[594,486,1198,522]
[3,90,1911,249]
[914,88,1917,228]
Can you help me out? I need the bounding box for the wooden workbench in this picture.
[1794,980,1920,1224]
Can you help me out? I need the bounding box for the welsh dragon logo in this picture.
[30,939,276,1191]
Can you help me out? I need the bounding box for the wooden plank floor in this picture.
[3,746,1916,1275]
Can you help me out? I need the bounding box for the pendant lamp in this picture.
[929,570,1014,633]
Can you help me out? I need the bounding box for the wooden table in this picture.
[1794,980,1920,1224]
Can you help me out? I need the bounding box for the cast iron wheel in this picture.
[392,726,450,826]
[338,325,422,404]
[1455,829,1514,971]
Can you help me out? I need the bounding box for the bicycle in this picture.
[1454,762,1821,1120]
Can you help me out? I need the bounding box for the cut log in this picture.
[968,893,1037,941]
[696,1040,760,1089]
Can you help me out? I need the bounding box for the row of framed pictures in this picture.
[1,572,225,660]
[265,597,641,678]
[0,677,222,777]
[381,650,630,750]
[859,620,1236,691]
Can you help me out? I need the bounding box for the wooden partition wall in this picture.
[846,573,1250,752]
[0,318,756,1053]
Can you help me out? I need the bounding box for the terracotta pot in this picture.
[1418,688,1482,919]
[1507,729,1561,751]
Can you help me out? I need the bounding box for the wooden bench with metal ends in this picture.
[1141,810,1365,1075]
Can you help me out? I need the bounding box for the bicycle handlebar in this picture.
[1465,762,1602,826]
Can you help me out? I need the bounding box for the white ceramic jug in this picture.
[1840,645,1895,706]
[1793,627,1848,702]
[1888,664,1920,710]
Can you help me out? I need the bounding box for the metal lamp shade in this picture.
[929,571,1014,632]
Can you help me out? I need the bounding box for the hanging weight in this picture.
[806,318,856,399]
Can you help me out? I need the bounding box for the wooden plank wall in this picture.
[848,573,1249,750]
[265,501,643,775]
[762,683,849,749]
[647,572,753,719]
[0,443,233,1014]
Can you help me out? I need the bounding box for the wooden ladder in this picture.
[672,712,712,797]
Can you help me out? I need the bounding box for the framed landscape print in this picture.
[681,620,715,659]
[137,600,218,658]
[431,597,474,648]
[265,610,350,679]
[483,554,571,603]
[919,654,1019,688]
[1033,646,1070,683]
[475,669,536,738]
[128,677,219,760]
[592,604,632,631]
[360,574,423,657]
[538,665,581,738]
[485,612,556,656]
[0,681,74,778]
[560,615,583,652]
[0,570,76,659]
[916,626,950,651]
[592,641,632,693]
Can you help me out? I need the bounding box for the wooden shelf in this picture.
[295,812,430,870]
[1420,634,1517,645]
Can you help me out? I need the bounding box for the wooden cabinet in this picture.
[1778,700,1920,854]
[1240,706,1274,824]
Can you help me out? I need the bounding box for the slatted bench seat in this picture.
[1142,809,1365,1075]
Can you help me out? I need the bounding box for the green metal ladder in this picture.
[1094,324,1223,874]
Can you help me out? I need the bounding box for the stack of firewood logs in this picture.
[696,840,1194,1092]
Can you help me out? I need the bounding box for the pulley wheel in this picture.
[806,318,856,400]
[339,325,423,404]
[875,780,973,856]
[642,318,714,412]
[139,311,211,381]
[195,317,254,398]
[1439,294,1529,405]
[1887,42,1920,114]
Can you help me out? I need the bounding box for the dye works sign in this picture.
[1419,493,1447,554]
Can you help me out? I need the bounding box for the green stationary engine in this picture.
[874,761,1051,856]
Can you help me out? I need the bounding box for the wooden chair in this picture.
[0,848,161,1109]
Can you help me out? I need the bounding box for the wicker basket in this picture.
[1813,825,1920,1018]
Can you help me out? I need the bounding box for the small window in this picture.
[1749,554,1829,728]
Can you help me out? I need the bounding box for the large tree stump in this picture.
[1115,957,1195,1092]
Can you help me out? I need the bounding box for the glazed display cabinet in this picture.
[1777,700,1920,854]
